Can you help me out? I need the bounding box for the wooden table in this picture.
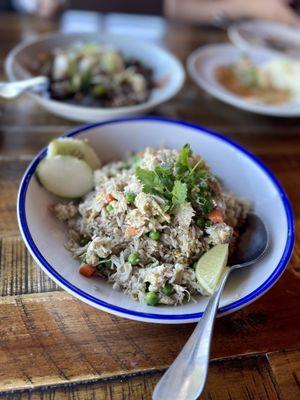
[0,13,299,400]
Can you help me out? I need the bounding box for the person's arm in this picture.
[164,0,300,26]
[12,0,67,18]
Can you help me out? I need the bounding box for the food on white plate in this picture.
[46,143,249,306]
[195,243,229,295]
[216,56,300,105]
[39,42,154,107]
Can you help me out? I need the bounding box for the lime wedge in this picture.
[48,138,101,170]
[195,243,229,295]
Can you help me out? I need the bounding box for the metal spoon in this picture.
[153,213,269,400]
[0,76,48,99]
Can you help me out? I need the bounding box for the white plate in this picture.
[17,117,294,324]
[228,20,300,61]
[5,32,185,122]
[187,43,300,117]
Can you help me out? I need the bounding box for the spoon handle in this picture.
[0,76,48,99]
[152,267,231,400]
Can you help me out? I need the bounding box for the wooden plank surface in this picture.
[0,12,299,399]
[0,355,280,400]
[268,349,300,400]
[0,287,298,392]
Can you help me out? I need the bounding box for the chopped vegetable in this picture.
[79,263,96,277]
[127,227,138,236]
[208,209,224,223]
[172,180,187,207]
[105,259,112,268]
[162,283,173,295]
[128,252,139,265]
[93,84,107,97]
[79,237,90,247]
[125,192,136,204]
[105,193,115,203]
[145,291,159,306]
[121,162,131,170]
[149,230,161,240]
[196,217,206,228]
[106,204,114,212]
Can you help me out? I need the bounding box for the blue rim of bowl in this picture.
[17,116,295,321]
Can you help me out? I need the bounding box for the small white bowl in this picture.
[5,32,185,122]
[17,117,294,323]
[228,20,300,61]
[187,43,300,117]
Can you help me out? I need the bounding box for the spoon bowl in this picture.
[230,213,269,267]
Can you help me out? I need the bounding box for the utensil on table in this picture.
[0,76,48,99]
[153,213,269,400]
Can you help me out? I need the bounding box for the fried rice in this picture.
[52,146,249,306]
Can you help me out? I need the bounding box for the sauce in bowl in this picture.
[215,65,292,105]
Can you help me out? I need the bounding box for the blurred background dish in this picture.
[228,20,300,61]
[5,32,185,122]
[187,43,300,117]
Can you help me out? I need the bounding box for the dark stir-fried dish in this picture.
[40,42,154,107]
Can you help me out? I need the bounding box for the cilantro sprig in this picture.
[135,144,215,215]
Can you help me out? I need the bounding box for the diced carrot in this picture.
[126,227,138,236]
[79,264,96,278]
[105,193,115,203]
[208,209,224,223]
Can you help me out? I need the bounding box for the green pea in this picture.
[196,218,206,229]
[106,204,114,212]
[162,283,173,296]
[145,291,159,306]
[93,84,107,97]
[121,162,131,170]
[79,238,90,247]
[105,259,112,268]
[128,252,139,265]
[149,230,160,240]
[125,192,136,204]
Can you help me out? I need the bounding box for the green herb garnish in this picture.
[135,144,215,215]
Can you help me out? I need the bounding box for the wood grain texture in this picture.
[0,237,59,295]
[268,349,300,400]
[0,355,279,400]
[0,290,298,391]
[0,160,29,237]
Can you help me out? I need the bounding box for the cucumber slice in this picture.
[195,243,229,295]
[37,155,94,198]
[48,138,100,170]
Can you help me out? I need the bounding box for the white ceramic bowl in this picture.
[5,33,185,122]
[228,20,300,61]
[17,117,294,323]
[187,43,300,117]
